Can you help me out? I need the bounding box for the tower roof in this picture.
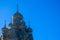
[12,5,23,20]
[2,20,7,29]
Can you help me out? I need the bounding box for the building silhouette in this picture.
[0,5,33,40]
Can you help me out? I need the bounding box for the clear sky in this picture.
[0,0,60,40]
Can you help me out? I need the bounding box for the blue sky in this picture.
[0,0,60,40]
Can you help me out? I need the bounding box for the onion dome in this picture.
[12,11,23,25]
[12,5,23,24]
[12,11,23,20]
[2,21,8,32]
[2,20,7,29]
[12,5,23,20]
[28,27,32,32]
[27,21,32,32]
[21,20,25,26]
[9,22,13,27]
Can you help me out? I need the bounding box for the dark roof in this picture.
[13,11,23,17]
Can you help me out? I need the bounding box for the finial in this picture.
[28,21,30,27]
[17,4,18,12]
[4,20,6,27]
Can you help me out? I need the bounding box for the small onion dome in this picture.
[2,26,8,32]
[9,22,13,27]
[2,20,8,31]
[13,11,23,20]
[28,27,32,32]
[21,21,25,26]
[2,23,7,29]
[2,26,7,29]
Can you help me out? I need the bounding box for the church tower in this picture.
[1,5,33,40]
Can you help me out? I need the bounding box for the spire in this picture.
[17,4,18,12]
[4,20,6,28]
[28,21,30,27]
[28,21,32,32]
